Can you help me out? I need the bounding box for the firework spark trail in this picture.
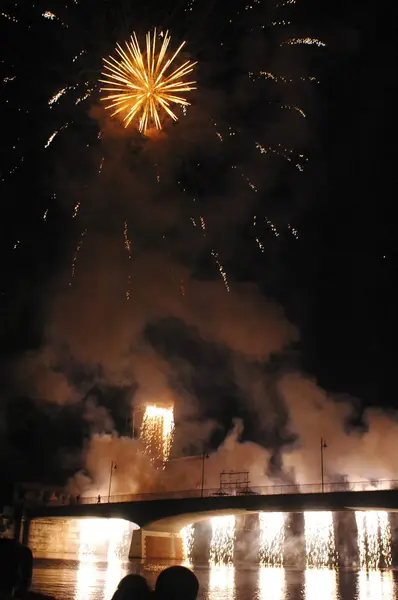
[45,131,58,148]
[288,223,299,239]
[42,192,57,220]
[355,511,392,569]
[140,404,175,467]
[249,71,319,84]
[100,29,196,132]
[259,513,285,566]
[255,237,265,252]
[45,123,69,148]
[265,217,280,238]
[48,87,69,107]
[42,11,56,20]
[304,511,337,568]
[279,104,307,118]
[253,215,266,253]
[264,19,291,29]
[69,228,87,286]
[0,156,24,183]
[42,10,67,27]
[209,516,235,566]
[211,249,230,292]
[233,167,258,192]
[181,195,230,292]
[255,141,307,171]
[73,201,81,218]
[1,12,18,23]
[282,37,326,47]
[180,524,194,566]
[76,88,94,105]
[259,567,286,600]
[72,49,86,63]
[123,220,132,300]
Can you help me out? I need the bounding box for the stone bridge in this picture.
[23,487,398,560]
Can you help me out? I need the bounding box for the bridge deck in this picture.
[25,488,398,533]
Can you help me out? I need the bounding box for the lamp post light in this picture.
[320,438,327,493]
[108,461,117,502]
[201,450,209,498]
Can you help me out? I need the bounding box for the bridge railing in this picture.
[53,479,398,507]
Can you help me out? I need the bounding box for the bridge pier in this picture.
[335,512,358,567]
[129,529,183,561]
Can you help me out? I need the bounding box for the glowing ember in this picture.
[140,404,174,467]
[355,511,392,569]
[259,512,285,566]
[304,512,337,568]
[209,516,235,566]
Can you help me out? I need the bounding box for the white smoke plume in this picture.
[280,372,398,485]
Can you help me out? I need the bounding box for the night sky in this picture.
[0,0,397,494]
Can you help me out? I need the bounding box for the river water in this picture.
[32,560,398,600]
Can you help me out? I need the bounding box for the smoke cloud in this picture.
[4,5,387,498]
[280,372,398,485]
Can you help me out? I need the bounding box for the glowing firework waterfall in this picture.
[304,512,337,568]
[181,524,195,566]
[209,516,235,566]
[208,516,236,594]
[77,519,133,562]
[101,29,196,133]
[355,511,392,569]
[259,513,285,566]
[139,404,174,467]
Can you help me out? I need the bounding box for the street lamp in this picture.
[201,450,209,498]
[107,461,117,502]
[320,438,327,493]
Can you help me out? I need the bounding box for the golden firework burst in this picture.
[100,29,196,133]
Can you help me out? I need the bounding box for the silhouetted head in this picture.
[111,574,151,600]
[155,566,199,600]
[16,545,33,595]
[0,538,21,597]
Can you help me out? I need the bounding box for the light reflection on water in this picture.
[31,561,398,600]
[208,565,235,599]
[258,567,285,600]
[357,570,396,600]
[305,568,339,600]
